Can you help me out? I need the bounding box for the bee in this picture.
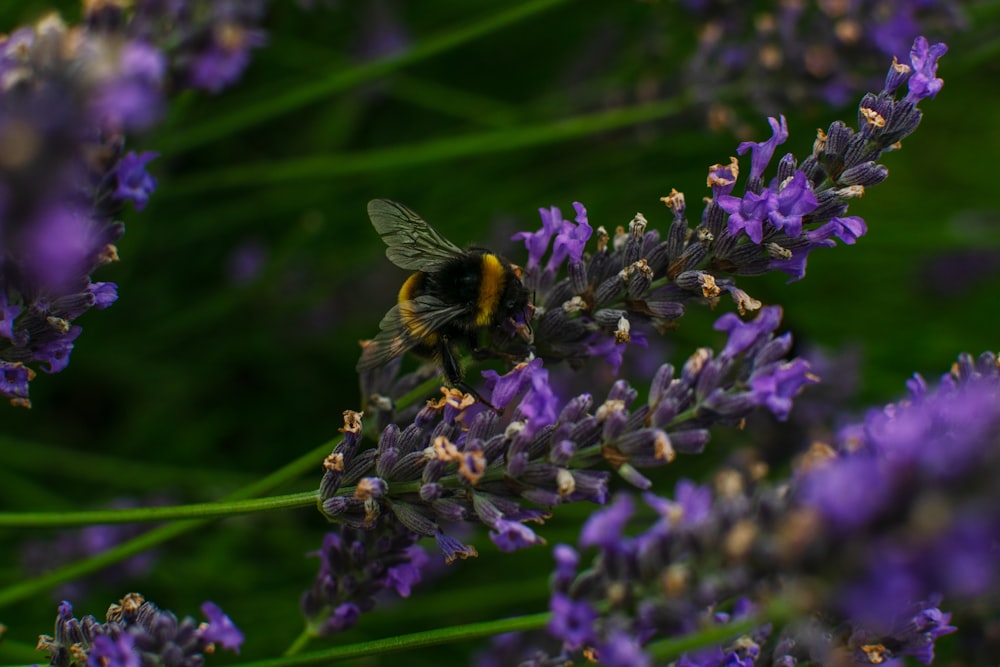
[357,199,533,399]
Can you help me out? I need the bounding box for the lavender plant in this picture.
[678,0,964,131]
[0,1,264,406]
[37,592,243,667]
[2,2,995,666]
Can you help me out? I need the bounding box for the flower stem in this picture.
[163,94,692,195]
[162,0,571,154]
[0,436,338,608]
[247,612,551,667]
[0,491,318,528]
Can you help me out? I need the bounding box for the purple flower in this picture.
[905,37,948,103]
[490,518,545,551]
[87,634,139,667]
[718,189,770,243]
[713,306,782,360]
[797,455,895,532]
[483,358,539,409]
[552,202,593,267]
[738,115,788,183]
[548,593,598,650]
[198,602,244,653]
[809,215,867,245]
[513,205,562,271]
[301,517,427,635]
[747,357,818,421]
[113,151,159,211]
[595,630,651,667]
[188,27,267,93]
[767,171,818,238]
[579,493,634,549]
[89,40,166,130]
[385,545,429,597]
[516,362,560,437]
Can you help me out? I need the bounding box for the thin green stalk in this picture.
[0,491,317,528]
[387,73,520,127]
[163,94,692,195]
[254,612,550,667]
[0,437,336,608]
[0,435,252,490]
[163,0,570,153]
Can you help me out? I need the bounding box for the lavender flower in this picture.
[678,1,963,127]
[36,593,243,667]
[322,305,815,569]
[300,514,429,636]
[513,39,945,381]
[542,350,999,665]
[0,4,267,406]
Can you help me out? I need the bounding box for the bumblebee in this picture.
[357,199,533,396]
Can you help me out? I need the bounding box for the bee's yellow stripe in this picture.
[476,254,506,327]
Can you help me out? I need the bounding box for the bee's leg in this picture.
[438,336,499,413]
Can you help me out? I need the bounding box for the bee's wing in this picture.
[356,295,468,372]
[368,199,464,272]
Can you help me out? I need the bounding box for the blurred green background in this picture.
[1,1,998,665]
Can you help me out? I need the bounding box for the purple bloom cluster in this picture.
[37,592,243,667]
[512,38,945,379]
[678,0,963,127]
[796,351,1000,625]
[300,513,428,636]
[0,2,266,406]
[542,349,1000,666]
[329,305,814,575]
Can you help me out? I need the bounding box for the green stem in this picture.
[162,0,571,154]
[647,597,794,661]
[241,612,551,667]
[0,491,317,528]
[284,629,312,657]
[0,437,338,609]
[162,94,692,196]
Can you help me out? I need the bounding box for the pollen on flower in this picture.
[432,435,460,462]
[813,127,828,153]
[765,242,794,260]
[653,430,675,462]
[594,225,609,252]
[556,468,576,497]
[861,107,886,129]
[614,316,631,344]
[707,157,739,187]
[563,295,587,312]
[120,592,145,617]
[837,185,865,199]
[662,563,688,597]
[862,644,890,664]
[458,450,486,484]
[724,519,758,559]
[323,452,344,472]
[698,273,720,298]
[340,410,363,434]
[660,188,686,213]
[443,387,475,411]
[596,399,626,422]
[98,244,120,265]
[715,469,745,498]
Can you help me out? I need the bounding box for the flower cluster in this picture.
[678,0,963,129]
[325,306,814,568]
[543,349,1000,666]
[518,37,946,376]
[300,514,428,636]
[0,1,266,406]
[36,592,243,667]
